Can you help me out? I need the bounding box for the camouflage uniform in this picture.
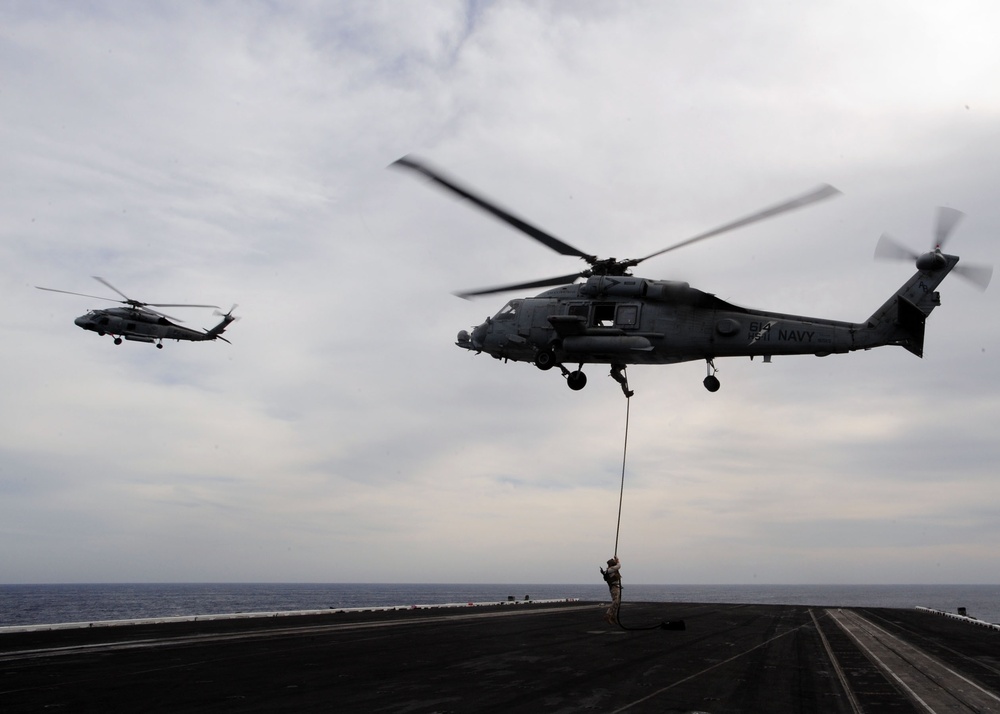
[601,557,621,623]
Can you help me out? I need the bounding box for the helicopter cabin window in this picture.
[616,304,639,327]
[494,300,521,321]
[98,316,110,326]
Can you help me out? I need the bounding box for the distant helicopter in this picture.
[394,156,992,396]
[36,277,238,348]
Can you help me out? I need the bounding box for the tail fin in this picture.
[862,253,958,357]
[205,305,238,342]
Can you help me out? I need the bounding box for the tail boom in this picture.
[856,252,959,357]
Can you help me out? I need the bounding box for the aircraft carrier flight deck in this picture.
[2,600,999,713]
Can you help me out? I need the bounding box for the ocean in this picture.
[1,583,998,628]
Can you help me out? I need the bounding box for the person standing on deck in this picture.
[600,556,621,624]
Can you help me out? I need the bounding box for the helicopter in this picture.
[36,276,238,348]
[393,156,992,396]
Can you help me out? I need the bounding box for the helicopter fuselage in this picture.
[75,307,231,347]
[457,260,955,392]
[458,276,859,366]
[36,276,237,348]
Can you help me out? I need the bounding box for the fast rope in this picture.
[609,376,685,632]
[613,393,630,559]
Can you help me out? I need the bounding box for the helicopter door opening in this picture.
[593,303,615,327]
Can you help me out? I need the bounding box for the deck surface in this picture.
[2,601,998,713]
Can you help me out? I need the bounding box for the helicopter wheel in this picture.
[114,337,123,345]
[703,359,721,392]
[535,349,556,371]
[567,370,587,391]
[156,343,163,349]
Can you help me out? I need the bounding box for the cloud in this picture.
[2,0,999,585]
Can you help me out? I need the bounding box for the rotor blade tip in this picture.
[391,155,420,170]
[814,184,842,200]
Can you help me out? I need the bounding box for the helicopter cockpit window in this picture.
[494,300,521,321]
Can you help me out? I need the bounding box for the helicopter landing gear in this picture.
[559,363,588,390]
[156,341,164,349]
[534,348,556,371]
[114,337,123,345]
[703,359,720,392]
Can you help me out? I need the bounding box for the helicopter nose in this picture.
[470,322,488,348]
[74,315,89,329]
[456,323,488,350]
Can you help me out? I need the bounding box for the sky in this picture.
[2,1,999,585]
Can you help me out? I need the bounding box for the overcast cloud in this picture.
[2,1,998,585]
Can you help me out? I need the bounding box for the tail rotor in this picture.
[215,304,240,321]
[875,207,992,291]
[204,305,239,343]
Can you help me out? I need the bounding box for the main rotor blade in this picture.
[94,277,217,309]
[36,286,120,303]
[637,184,842,264]
[92,276,131,301]
[138,306,182,322]
[455,272,584,299]
[934,207,965,248]
[392,155,596,261]
[874,233,919,261]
